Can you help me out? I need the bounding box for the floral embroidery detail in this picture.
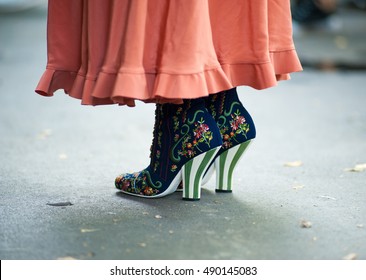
[205,92,253,150]
[230,113,245,131]
[220,109,250,149]
[173,115,180,132]
[153,161,159,173]
[115,170,161,197]
[176,117,213,159]
[169,117,213,170]
[171,164,178,172]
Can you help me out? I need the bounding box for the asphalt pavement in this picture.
[0,5,365,260]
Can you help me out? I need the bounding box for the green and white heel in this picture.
[215,140,252,192]
[182,147,220,200]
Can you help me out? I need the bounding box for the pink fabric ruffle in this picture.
[36,0,302,106]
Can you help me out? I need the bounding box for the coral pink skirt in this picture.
[36,0,302,106]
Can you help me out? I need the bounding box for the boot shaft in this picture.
[205,88,256,150]
[150,98,223,180]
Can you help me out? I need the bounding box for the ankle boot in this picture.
[203,87,256,192]
[115,98,223,200]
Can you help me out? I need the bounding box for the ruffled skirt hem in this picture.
[36,49,301,107]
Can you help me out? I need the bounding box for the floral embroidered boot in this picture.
[202,87,256,192]
[115,98,223,200]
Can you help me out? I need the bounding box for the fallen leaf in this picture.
[139,243,147,248]
[59,154,68,160]
[80,229,99,233]
[38,129,52,139]
[57,256,78,260]
[300,220,312,228]
[319,195,337,200]
[293,184,305,190]
[334,36,348,50]
[47,202,73,207]
[343,253,358,260]
[344,163,366,172]
[86,251,95,257]
[155,215,162,219]
[169,230,174,234]
[284,161,303,167]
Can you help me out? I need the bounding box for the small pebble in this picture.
[300,220,312,228]
[38,129,52,139]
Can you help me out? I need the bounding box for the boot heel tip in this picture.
[182,198,200,201]
[215,189,232,193]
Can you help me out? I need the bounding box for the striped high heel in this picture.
[115,98,223,200]
[202,88,256,192]
[210,139,252,192]
[182,146,221,200]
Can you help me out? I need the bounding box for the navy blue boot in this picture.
[202,88,256,192]
[115,98,223,200]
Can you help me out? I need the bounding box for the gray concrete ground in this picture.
[0,5,365,260]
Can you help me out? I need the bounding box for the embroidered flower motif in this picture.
[116,170,161,197]
[194,122,209,139]
[121,180,130,191]
[143,186,155,196]
[219,109,250,149]
[176,118,213,159]
[230,114,245,130]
